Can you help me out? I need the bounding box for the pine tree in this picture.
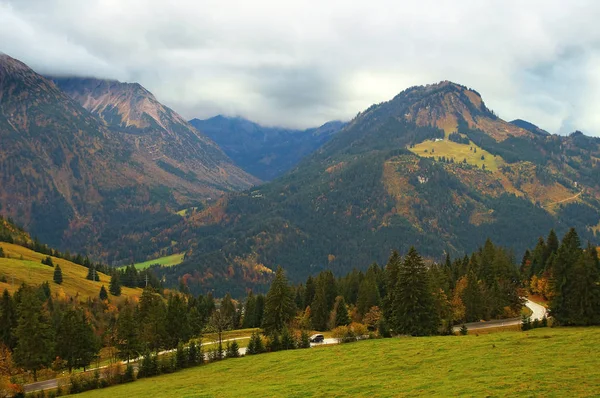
[462,270,484,322]
[356,278,380,317]
[188,341,200,366]
[382,250,401,325]
[254,294,265,327]
[53,264,63,284]
[310,284,329,331]
[0,289,17,350]
[99,285,108,301]
[459,324,468,335]
[242,291,257,328]
[280,327,296,350]
[13,288,55,381]
[299,330,311,348]
[109,272,122,296]
[262,267,296,335]
[226,340,240,358]
[220,293,236,328]
[391,247,439,336]
[303,276,316,309]
[56,309,100,372]
[550,228,582,325]
[116,305,141,362]
[0,247,5,258]
[176,342,187,369]
[86,266,99,281]
[333,296,351,327]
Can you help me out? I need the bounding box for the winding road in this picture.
[452,299,547,332]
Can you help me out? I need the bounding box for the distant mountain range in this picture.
[159,81,600,295]
[0,54,256,262]
[189,116,345,180]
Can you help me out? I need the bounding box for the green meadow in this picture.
[76,327,600,397]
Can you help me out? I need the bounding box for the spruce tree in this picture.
[550,228,582,324]
[333,296,351,327]
[262,267,296,335]
[226,340,240,358]
[116,305,141,362]
[280,327,296,350]
[299,330,311,348]
[0,289,17,349]
[391,247,439,336]
[0,247,5,258]
[242,291,257,328]
[56,309,100,372]
[356,278,380,317]
[53,264,63,284]
[382,250,401,324]
[310,284,329,331]
[99,285,108,301]
[304,276,316,309]
[86,266,99,281]
[109,272,122,296]
[13,288,55,381]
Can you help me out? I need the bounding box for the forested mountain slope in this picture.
[0,55,256,263]
[189,116,344,180]
[160,82,600,295]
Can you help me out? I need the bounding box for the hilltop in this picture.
[158,81,600,294]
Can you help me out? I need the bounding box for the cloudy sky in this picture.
[1,0,599,133]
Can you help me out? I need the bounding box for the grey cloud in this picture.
[2,0,600,133]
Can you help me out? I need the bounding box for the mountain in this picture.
[0,54,257,263]
[189,116,345,180]
[510,119,550,136]
[158,81,600,296]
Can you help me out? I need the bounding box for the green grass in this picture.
[75,327,600,397]
[409,139,503,171]
[130,253,185,270]
[0,243,142,301]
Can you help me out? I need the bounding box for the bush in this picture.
[332,326,355,343]
[459,324,468,335]
[226,341,241,358]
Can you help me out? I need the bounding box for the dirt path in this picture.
[542,190,583,208]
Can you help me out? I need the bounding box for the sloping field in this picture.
[131,253,185,270]
[410,139,503,171]
[0,243,142,300]
[76,327,600,397]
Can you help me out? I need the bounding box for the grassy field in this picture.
[409,138,503,171]
[130,253,185,270]
[75,327,600,397]
[0,243,142,301]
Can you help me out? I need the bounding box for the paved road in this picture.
[452,299,547,332]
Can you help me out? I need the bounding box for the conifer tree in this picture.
[56,309,100,372]
[262,267,296,335]
[303,276,316,309]
[310,284,329,331]
[53,264,63,284]
[356,278,380,317]
[0,247,5,258]
[0,290,17,350]
[254,294,265,327]
[116,305,141,362]
[382,250,401,324]
[188,341,200,365]
[176,342,187,369]
[13,288,55,381]
[226,340,240,358]
[242,291,257,328]
[280,327,296,350]
[391,247,439,336]
[550,228,582,324]
[299,330,311,348]
[86,266,99,281]
[333,296,351,327]
[99,285,108,301]
[109,272,122,296]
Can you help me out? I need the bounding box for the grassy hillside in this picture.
[0,242,142,300]
[131,253,185,270]
[409,138,503,171]
[76,327,600,397]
